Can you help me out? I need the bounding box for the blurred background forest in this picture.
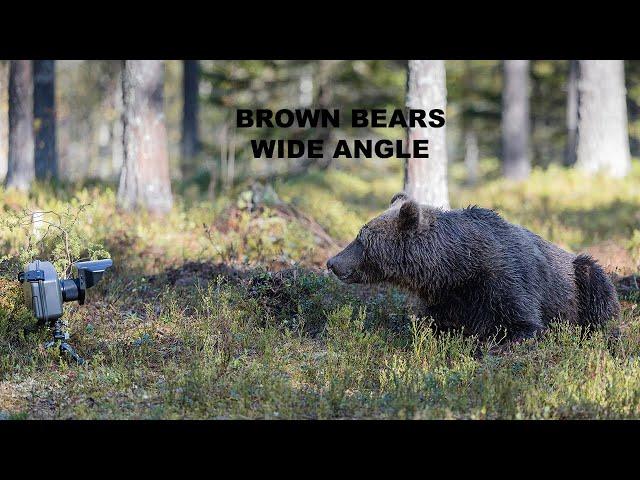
[2,60,639,195]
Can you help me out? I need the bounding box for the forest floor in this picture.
[1,158,640,419]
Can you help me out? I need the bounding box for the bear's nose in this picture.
[326,257,335,272]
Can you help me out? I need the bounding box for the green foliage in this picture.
[0,185,111,276]
[0,206,109,277]
[275,162,402,241]
[0,278,37,347]
[452,161,640,251]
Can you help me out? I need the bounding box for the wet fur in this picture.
[329,195,621,342]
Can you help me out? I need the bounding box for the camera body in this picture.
[18,259,113,324]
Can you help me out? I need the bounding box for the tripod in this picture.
[44,319,85,365]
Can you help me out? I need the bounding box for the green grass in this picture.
[1,159,639,419]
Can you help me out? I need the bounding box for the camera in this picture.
[18,259,113,322]
[18,259,113,363]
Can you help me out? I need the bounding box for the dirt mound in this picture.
[158,261,249,288]
[216,183,339,250]
[614,273,639,297]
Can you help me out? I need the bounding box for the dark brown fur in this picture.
[326,193,621,342]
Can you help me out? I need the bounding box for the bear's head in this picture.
[326,192,435,286]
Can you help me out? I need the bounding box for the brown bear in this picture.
[326,192,620,342]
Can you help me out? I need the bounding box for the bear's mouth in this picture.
[337,270,361,284]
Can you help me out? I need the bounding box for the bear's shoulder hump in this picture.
[460,205,502,221]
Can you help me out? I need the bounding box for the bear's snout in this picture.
[326,257,336,272]
[327,255,348,278]
[326,239,365,283]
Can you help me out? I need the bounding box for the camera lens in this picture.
[60,279,80,302]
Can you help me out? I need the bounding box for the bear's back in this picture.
[447,205,579,325]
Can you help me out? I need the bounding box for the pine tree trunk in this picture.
[0,61,8,182]
[117,60,173,214]
[501,60,531,180]
[576,60,631,178]
[404,60,449,209]
[181,59,200,178]
[4,60,34,191]
[564,60,579,166]
[33,60,57,180]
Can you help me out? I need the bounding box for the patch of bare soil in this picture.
[157,259,403,304]
[0,379,35,416]
[159,261,249,288]
[615,274,639,298]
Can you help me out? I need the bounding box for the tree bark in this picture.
[33,60,57,180]
[4,60,34,191]
[501,60,531,180]
[117,60,173,214]
[0,61,8,182]
[564,60,579,166]
[181,60,200,178]
[404,60,449,209]
[576,60,631,178]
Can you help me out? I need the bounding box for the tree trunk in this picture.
[404,60,449,209]
[181,60,200,178]
[117,60,173,214]
[4,60,34,191]
[564,60,579,166]
[501,60,531,180]
[576,60,631,178]
[0,61,8,182]
[33,60,57,180]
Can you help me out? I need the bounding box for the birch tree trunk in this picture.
[117,60,173,214]
[404,60,449,209]
[501,60,530,180]
[564,60,579,166]
[576,60,631,178]
[181,59,200,178]
[0,61,8,182]
[33,60,57,180]
[4,60,34,191]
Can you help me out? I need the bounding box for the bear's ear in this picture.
[398,200,420,231]
[390,192,409,207]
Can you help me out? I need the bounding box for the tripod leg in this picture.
[44,319,85,365]
[59,342,85,365]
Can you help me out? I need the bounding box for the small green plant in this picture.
[1,203,110,277]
